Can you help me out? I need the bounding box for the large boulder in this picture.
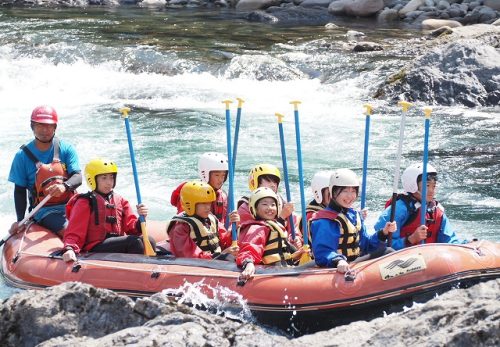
[328,0,384,17]
[374,37,500,107]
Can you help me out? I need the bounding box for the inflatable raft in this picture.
[2,222,499,334]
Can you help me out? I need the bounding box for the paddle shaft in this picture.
[389,101,412,247]
[420,108,432,244]
[0,193,52,247]
[120,108,156,256]
[223,101,237,242]
[360,105,372,211]
[275,113,295,239]
[291,102,308,246]
[231,98,244,181]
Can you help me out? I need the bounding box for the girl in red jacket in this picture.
[167,180,239,260]
[62,158,155,262]
[237,187,306,280]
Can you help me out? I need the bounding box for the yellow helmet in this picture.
[248,164,281,191]
[85,158,118,191]
[249,187,281,219]
[180,180,216,216]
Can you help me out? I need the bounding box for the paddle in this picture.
[232,98,244,181]
[119,107,156,257]
[0,193,52,247]
[388,101,412,247]
[275,112,295,239]
[290,101,312,265]
[420,107,432,244]
[360,104,373,214]
[222,100,238,247]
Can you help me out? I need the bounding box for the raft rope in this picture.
[14,221,34,262]
[12,242,486,280]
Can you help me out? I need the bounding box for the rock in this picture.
[436,0,449,10]
[353,41,384,51]
[378,8,400,22]
[421,18,462,29]
[324,22,340,29]
[399,0,425,15]
[299,0,331,8]
[328,0,384,17]
[429,25,454,36]
[374,38,500,107]
[235,0,280,11]
[346,29,366,40]
[484,0,500,11]
[296,280,500,347]
[246,10,280,22]
[493,18,500,25]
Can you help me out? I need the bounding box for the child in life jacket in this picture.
[374,163,467,250]
[237,164,298,240]
[167,180,239,260]
[237,187,307,280]
[62,158,156,262]
[309,169,396,273]
[170,152,229,225]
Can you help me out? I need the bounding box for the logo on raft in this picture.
[379,255,427,280]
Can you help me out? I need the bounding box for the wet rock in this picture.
[328,0,385,17]
[235,0,280,10]
[353,41,384,51]
[421,18,462,29]
[296,279,500,347]
[374,34,500,107]
[378,8,400,22]
[399,0,425,15]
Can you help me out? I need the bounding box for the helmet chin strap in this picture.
[35,134,55,144]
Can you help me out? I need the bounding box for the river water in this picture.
[0,6,499,300]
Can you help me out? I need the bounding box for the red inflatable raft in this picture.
[2,222,499,334]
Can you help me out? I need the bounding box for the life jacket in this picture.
[310,209,361,262]
[21,138,73,207]
[385,194,444,244]
[167,214,222,256]
[400,200,444,244]
[66,192,127,251]
[212,189,227,223]
[300,199,325,239]
[259,220,295,266]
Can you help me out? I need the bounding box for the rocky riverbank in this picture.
[1,0,499,28]
[0,279,498,346]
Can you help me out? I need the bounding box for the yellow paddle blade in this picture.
[299,244,312,265]
[140,222,156,257]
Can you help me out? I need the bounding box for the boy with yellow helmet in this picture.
[237,187,307,280]
[170,152,230,225]
[61,158,155,262]
[167,180,239,259]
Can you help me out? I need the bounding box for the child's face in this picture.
[415,180,437,203]
[259,177,278,193]
[195,202,212,219]
[96,174,115,194]
[334,187,358,209]
[208,170,227,190]
[256,197,278,220]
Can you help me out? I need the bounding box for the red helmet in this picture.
[31,105,58,125]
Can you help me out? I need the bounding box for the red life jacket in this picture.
[385,194,444,244]
[21,138,73,207]
[400,201,444,244]
[66,192,127,252]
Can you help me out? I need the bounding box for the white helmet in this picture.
[329,169,360,194]
[198,152,228,183]
[401,163,437,193]
[311,171,333,204]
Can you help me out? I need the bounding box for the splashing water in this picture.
[162,279,254,323]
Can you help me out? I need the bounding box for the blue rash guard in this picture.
[310,206,383,268]
[374,197,467,251]
[8,139,80,221]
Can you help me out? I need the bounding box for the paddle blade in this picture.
[299,245,312,265]
[140,222,156,257]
